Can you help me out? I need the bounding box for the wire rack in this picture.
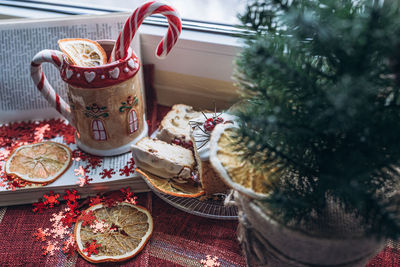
[153,189,238,220]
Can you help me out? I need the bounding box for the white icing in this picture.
[76,73,81,78]
[124,67,129,73]
[127,58,135,69]
[191,113,238,161]
[109,67,120,79]
[66,69,73,79]
[101,75,105,79]
[84,71,96,83]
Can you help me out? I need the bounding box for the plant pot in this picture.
[233,191,385,267]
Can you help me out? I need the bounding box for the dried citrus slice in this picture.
[74,202,153,263]
[136,168,205,198]
[58,38,107,67]
[5,141,72,184]
[209,124,275,199]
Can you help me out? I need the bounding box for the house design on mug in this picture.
[83,95,139,141]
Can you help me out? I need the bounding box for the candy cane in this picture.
[31,49,74,125]
[110,1,182,62]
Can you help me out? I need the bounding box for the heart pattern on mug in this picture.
[66,69,73,79]
[127,59,135,69]
[109,67,120,79]
[84,71,96,83]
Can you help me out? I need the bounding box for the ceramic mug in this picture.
[30,40,147,156]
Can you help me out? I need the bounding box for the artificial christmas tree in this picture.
[211,0,400,265]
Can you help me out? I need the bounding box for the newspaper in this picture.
[0,14,151,205]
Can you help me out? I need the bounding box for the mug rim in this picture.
[60,39,140,88]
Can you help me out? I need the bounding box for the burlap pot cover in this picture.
[233,191,385,267]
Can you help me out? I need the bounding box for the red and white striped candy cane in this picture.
[111,1,182,62]
[30,49,74,125]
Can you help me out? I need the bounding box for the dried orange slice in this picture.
[74,202,153,263]
[136,168,205,198]
[5,141,72,184]
[58,38,107,67]
[209,124,275,199]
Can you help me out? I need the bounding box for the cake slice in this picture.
[190,113,238,196]
[156,104,201,148]
[132,137,195,180]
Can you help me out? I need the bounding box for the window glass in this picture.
[27,0,245,25]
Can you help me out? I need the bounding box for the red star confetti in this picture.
[99,168,115,179]
[76,175,93,187]
[63,189,81,204]
[33,228,50,241]
[80,210,97,227]
[83,241,101,257]
[87,156,103,169]
[119,165,135,177]
[42,241,59,256]
[43,191,60,208]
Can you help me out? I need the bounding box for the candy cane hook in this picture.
[110,1,182,62]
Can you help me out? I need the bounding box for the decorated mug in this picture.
[30,1,182,156]
[30,40,147,156]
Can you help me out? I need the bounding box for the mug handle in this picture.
[30,49,74,126]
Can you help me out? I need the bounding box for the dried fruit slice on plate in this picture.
[58,38,107,67]
[136,168,205,198]
[209,124,276,199]
[5,141,72,184]
[74,202,153,263]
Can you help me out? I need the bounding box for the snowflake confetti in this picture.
[76,175,93,187]
[201,255,221,267]
[32,202,47,213]
[119,165,135,177]
[89,195,105,207]
[50,223,69,239]
[34,124,50,142]
[62,234,77,257]
[83,241,101,257]
[42,241,60,256]
[43,191,60,208]
[72,149,90,162]
[74,166,87,177]
[127,157,135,168]
[63,189,81,204]
[90,220,109,233]
[121,187,137,205]
[80,210,97,227]
[33,228,50,241]
[87,156,103,169]
[99,168,116,179]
